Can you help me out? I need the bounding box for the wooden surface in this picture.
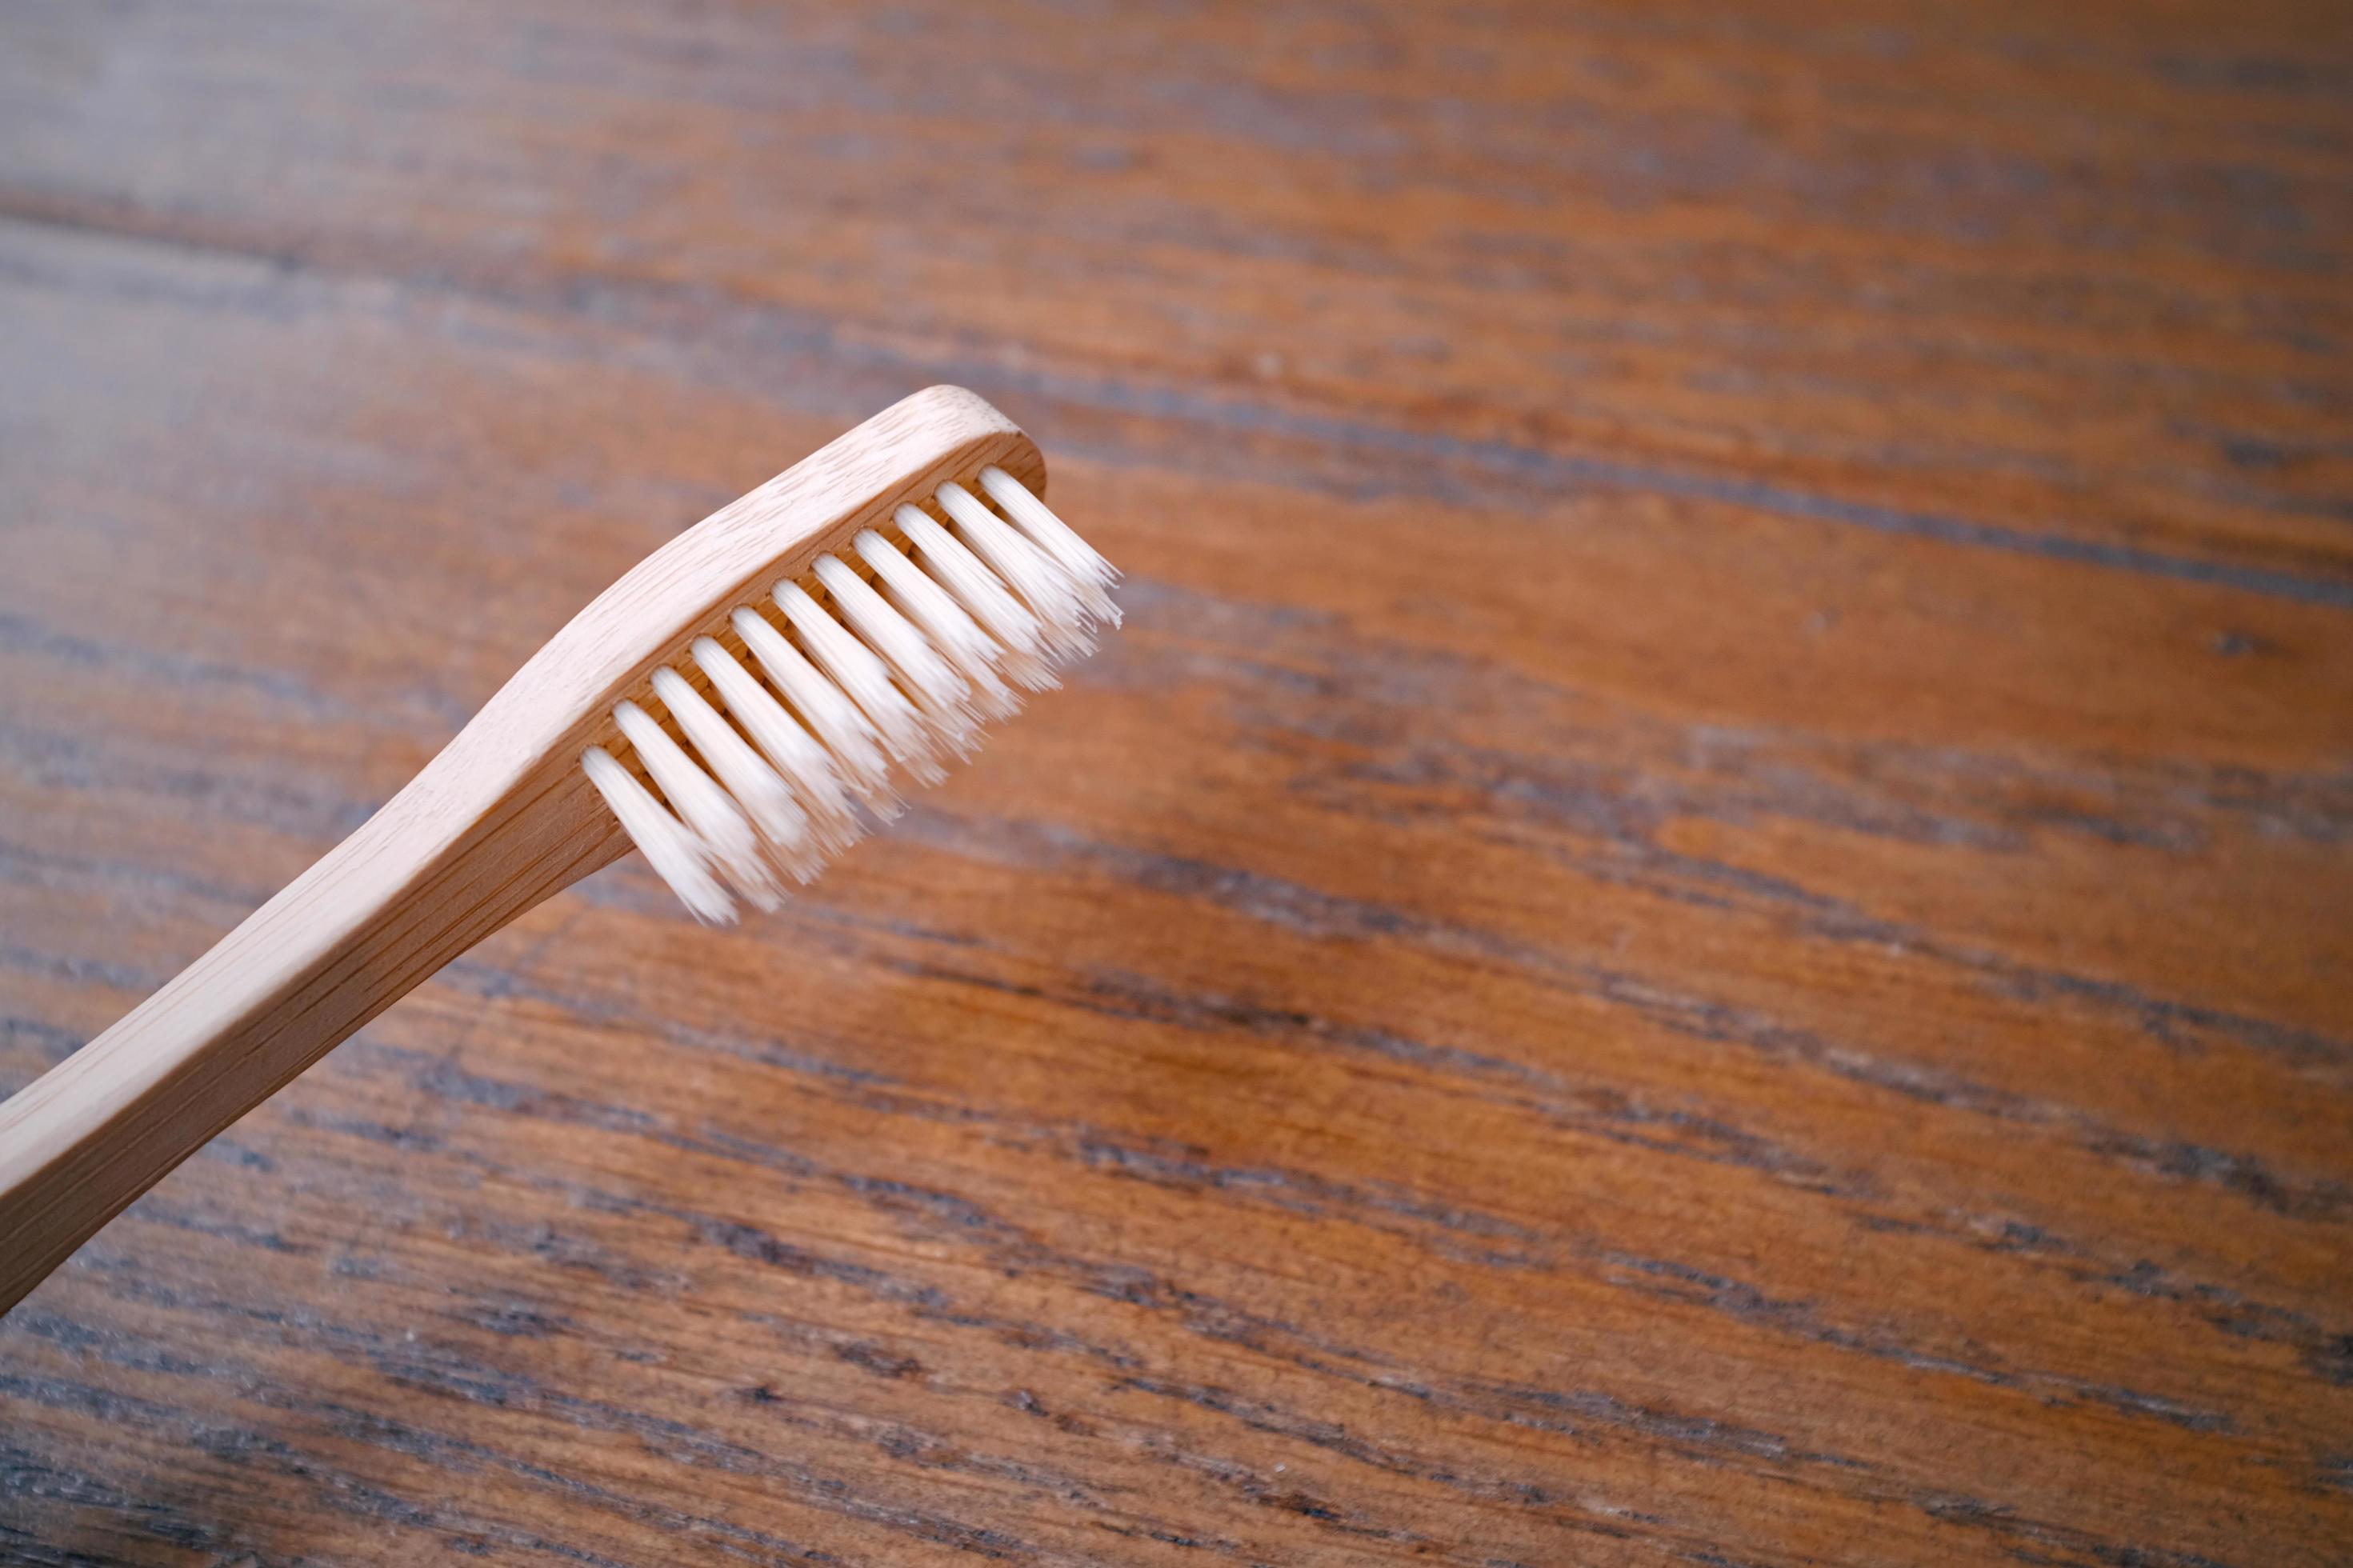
[1,2,2349,1563]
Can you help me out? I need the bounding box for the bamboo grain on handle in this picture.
[0,754,627,1314]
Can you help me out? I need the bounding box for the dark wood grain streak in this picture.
[2,1,2350,1564]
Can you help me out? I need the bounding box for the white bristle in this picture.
[730,606,894,800]
[614,701,782,911]
[689,636,862,858]
[586,468,1115,923]
[935,481,1094,662]
[854,529,1018,720]
[650,666,819,880]
[813,553,978,753]
[774,581,946,786]
[978,466,1121,628]
[896,506,1059,691]
[582,746,735,924]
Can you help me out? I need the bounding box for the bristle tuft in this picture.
[854,528,1019,720]
[730,606,895,801]
[688,636,863,862]
[978,466,1121,629]
[896,506,1059,691]
[583,746,736,923]
[650,666,822,882]
[614,701,782,911]
[774,582,947,786]
[936,481,1096,663]
[814,554,979,754]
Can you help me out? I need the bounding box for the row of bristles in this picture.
[582,466,1116,922]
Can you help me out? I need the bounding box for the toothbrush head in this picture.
[557,387,1118,921]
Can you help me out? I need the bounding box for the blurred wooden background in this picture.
[2,2,2349,1564]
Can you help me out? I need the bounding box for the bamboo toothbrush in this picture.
[0,386,1118,1314]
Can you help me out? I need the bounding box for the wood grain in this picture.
[1,2,2348,1564]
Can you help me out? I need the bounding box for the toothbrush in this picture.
[0,386,1118,1314]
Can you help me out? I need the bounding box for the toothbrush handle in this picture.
[0,784,622,1315]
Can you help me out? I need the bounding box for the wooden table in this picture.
[2,3,2348,1563]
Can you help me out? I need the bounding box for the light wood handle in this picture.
[0,754,627,1313]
